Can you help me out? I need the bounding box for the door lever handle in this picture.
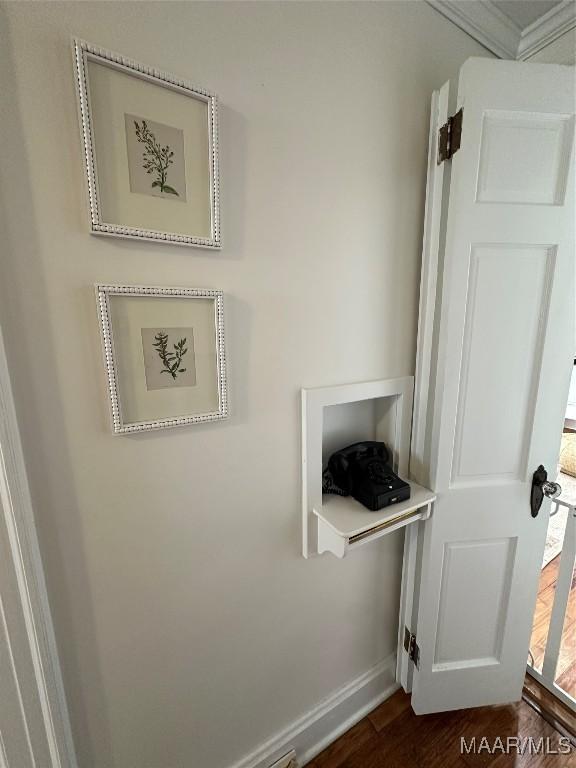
[531,465,562,517]
[543,480,562,499]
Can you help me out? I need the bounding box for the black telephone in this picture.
[323,441,410,512]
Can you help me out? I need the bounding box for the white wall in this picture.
[0,3,490,767]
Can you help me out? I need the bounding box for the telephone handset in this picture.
[323,440,410,512]
[328,441,390,495]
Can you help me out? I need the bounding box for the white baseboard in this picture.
[228,653,399,768]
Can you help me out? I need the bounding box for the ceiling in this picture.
[492,1,563,30]
[427,0,576,59]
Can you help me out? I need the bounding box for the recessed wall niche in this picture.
[322,398,399,474]
[302,378,436,559]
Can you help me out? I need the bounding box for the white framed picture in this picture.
[96,285,228,433]
[74,40,220,248]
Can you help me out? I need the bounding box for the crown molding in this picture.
[426,0,520,58]
[427,0,576,60]
[517,0,576,59]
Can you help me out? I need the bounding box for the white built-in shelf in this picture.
[314,483,436,558]
[302,376,436,558]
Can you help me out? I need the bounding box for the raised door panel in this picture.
[434,537,517,669]
[451,245,555,486]
[476,112,573,205]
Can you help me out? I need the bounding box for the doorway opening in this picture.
[527,359,576,713]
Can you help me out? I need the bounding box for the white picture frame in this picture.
[96,284,228,433]
[74,39,221,248]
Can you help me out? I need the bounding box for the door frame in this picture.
[0,323,77,768]
[398,83,449,694]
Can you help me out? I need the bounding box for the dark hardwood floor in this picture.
[307,686,575,768]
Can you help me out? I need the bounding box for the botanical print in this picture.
[134,120,179,196]
[125,114,187,201]
[152,331,188,378]
[141,327,196,390]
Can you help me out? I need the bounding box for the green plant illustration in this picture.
[152,331,188,379]
[134,119,179,196]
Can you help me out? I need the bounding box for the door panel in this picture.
[452,245,554,485]
[476,112,572,205]
[434,537,516,668]
[410,58,575,715]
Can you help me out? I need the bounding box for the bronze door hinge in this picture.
[404,626,420,668]
[438,108,463,164]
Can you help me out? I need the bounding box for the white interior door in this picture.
[409,58,575,715]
